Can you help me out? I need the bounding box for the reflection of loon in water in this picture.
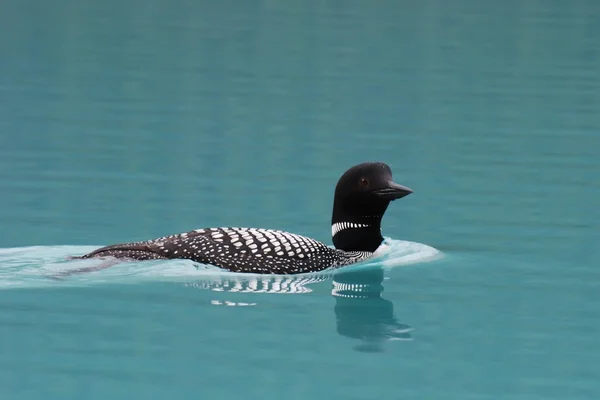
[332,267,412,352]
[184,274,331,294]
[186,267,411,351]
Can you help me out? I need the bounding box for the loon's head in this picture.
[331,162,412,252]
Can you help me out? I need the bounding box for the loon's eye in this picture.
[360,178,369,187]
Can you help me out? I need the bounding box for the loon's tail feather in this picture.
[72,243,165,260]
[51,257,125,280]
[56,245,168,280]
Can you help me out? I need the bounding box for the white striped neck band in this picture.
[331,222,371,236]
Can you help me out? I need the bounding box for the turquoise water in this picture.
[2,0,600,398]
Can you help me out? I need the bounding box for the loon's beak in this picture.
[373,181,413,200]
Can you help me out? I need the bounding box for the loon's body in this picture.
[77,227,372,274]
[73,162,413,274]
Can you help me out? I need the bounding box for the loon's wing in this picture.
[147,227,341,274]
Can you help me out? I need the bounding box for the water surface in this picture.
[1,0,599,399]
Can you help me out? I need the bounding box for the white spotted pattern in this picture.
[82,227,374,274]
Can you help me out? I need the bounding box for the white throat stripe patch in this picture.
[331,222,370,236]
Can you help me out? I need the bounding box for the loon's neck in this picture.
[330,191,391,253]
[331,221,384,252]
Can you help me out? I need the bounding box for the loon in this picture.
[72,162,412,274]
